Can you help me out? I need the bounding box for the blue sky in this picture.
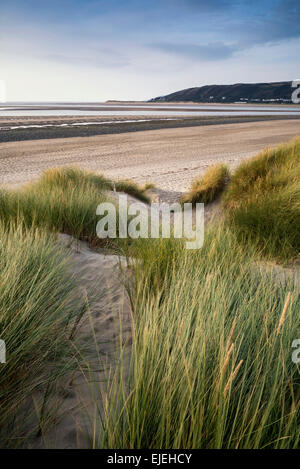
[0,0,299,101]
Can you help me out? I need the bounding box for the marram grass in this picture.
[100,229,300,449]
[181,163,230,205]
[0,166,149,245]
[223,137,300,261]
[0,223,84,446]
[0,144,299,449]
[36,167,151,203]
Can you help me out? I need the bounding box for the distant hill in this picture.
[150,82,294,103]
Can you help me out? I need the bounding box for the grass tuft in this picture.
[36,167,150,203]
[0,167,150,245]
[223,137,300,261]
[181,164,230,205]
[113,179,151,204]
[0,223,83,446]
[101,229,300,449]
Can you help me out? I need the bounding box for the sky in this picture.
[0,0,299,101]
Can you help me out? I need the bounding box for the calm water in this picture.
[1,102,300,117]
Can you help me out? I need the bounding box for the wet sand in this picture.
[1,114,300,143]
[0,119,299,191]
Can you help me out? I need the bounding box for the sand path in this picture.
[31,234,132,449]
[0,120,299,192]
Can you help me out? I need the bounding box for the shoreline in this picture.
[4,100,300,106]
[1,114,300,143]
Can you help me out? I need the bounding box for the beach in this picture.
[1,118,300,192]
[1,114,300,143]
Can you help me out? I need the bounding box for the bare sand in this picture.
[31,234,132,449]
[1,119,299,193]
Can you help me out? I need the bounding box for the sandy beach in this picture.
[1,114,300,143]
[1,119,299,192]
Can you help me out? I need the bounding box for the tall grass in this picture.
[0,150,299,449]
[0,167,150,244]
[36,167,151,203]
[223,137,300,261]
[0,223,83,446]
[0,184,106,243]
[181,164,230,205]
[101,229,300,449]
[0,167,150,446]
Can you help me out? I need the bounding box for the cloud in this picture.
[150,42,239,61]
[1,0,300,100]
[232,0,300,47]
[43,49,129,69]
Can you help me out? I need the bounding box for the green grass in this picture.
[0,167,150,245]
[0,147,299,449]
[0,167,150,446]
[0,223,84,447]
[36,167,151,203]
[181,164,230,205]
[0,182,106,243]
[99,140,300,448]
[112,180,151,204]
[222,137,300,261]
[101,229,300,449]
